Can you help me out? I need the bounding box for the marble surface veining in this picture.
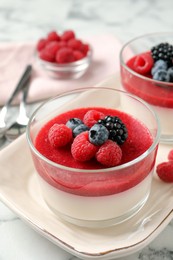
[0,0,173,259]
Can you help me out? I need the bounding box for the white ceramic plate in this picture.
[0,75,173,260]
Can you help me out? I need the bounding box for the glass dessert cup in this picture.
[26,87,160,228]
[35,48,92,79]
[120,32,173,144]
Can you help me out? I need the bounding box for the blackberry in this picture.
[151,42,173,67]
[98,116,128,145]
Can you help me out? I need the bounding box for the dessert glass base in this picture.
[26,87,160,228]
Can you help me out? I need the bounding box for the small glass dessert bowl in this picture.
[26,87,160,228]
[35,48,92,79]
[120,32,173,144]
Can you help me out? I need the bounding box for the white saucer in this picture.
[0,75,173,260]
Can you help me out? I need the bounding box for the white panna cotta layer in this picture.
[37,173,152,222]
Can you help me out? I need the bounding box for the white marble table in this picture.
[0,0,173,259]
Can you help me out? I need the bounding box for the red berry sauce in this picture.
[34,107,155,196]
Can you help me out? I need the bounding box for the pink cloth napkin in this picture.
[0,34,122,106]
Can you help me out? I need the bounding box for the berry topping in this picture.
[66,118,83,130]
[61,30,75,41]
[98,115,128,145]
[96,140,122,167]
[133,53,154,75]
[153,69,170,82]
[71,132,98,162]
[36,29,90,64]
[83,110,105,128]
[156,161,173,182]
[67,38,82,50]
[89,124,109,146]
[73,124,89,137]
[48,124,73,148]
[151,42,173,66]
[37,38,47,51]
[56,47,75,63]
[167,67,173,82]
[47,31,60,42]
[151,59,168,76]
[168,149,173,161]
[73,50,85,61]
[39,48,55,62]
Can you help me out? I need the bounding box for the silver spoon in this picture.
[0,65,32,138]
[5,82,30,141]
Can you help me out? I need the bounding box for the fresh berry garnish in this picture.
[168,149,173,161]
[56,47,75,63]
[73,50,85,61]
[89,124,109,146]
[48,124,73,148]
[151,59,168,76]
[67,38,82,50]
[98,115,128,145]
[61,30,75,41]
[39,48,55,62]
[71,131,98,162]
[133,52,154,75]
[167,67,173,82]
[153,69,170,82]
[83,110,105,128]
[45,41,61,56]
[151,42,173,67]
[47,31,60,42]
[96,140,122,167]
[73,124,89,137]
[37,38,47,51]
[66,118,83,130]
[156,161,173,182]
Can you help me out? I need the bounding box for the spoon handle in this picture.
[6,64,32,106]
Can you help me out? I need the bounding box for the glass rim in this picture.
[26,87,161,173]
[119,32,173,87]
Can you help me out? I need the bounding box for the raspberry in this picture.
[45,41,61,57]
[133,52,154,75]
[80,43,89,55]
[67,39,82,50]
[61,30,75,41]
[168,149,173,161]
[73,50,85,61]
[71,132,98,162]
[96,140,122,167]
[47,31,60,42]
[156,161,173,182]
[48,124,73,148]
[39,48,55,62]
[37,38,47,51]
[56,47,75,63]
[83,110,105,128]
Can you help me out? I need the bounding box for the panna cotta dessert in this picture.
[120,33,173,143]
[27,88,160,228]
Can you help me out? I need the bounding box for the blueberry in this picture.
[153,69,170,82]
[89,124,109,146]
[151,60,168,76]
[167,67,173,82]
[66,118,83,130]
[73,124,89,137]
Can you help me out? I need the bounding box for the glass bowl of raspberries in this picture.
[36,30,92,79]
[120,32,173,144]
[26,87,160,228]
